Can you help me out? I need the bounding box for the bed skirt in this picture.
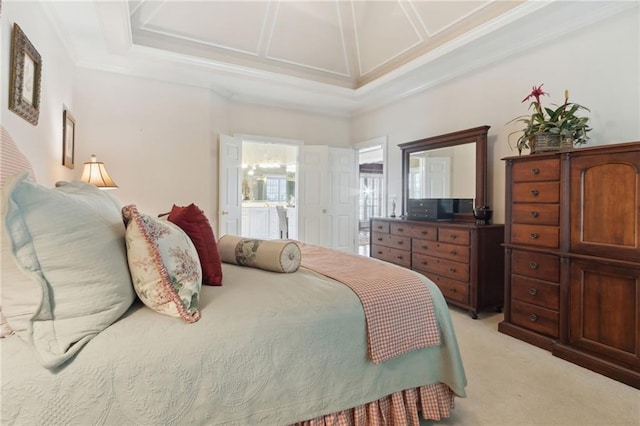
[294,382,455,426]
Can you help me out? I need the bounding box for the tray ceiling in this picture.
[42,0,633,116]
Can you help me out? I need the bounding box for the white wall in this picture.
[351,7,640,224]
[74,69,221,220]
[1,1,76,186]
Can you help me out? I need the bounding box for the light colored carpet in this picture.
[421,307,640,426]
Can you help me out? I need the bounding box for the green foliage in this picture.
[507,85,591,154]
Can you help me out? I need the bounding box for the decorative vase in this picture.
[473,206,493,225]
[530,133,573,154]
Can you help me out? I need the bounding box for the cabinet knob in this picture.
[530,211,539,218]
[529,288,538,296]
[529,233,539,239]
[531,168,539,175]
[529,262,539,269]
[530,189,539,196]
[529,314,538,322]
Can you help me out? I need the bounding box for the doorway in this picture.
[356,137,387,256]
[240,138,299,240]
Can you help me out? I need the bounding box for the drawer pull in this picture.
[377,226,383,230]
[529,314,538,322]
[449,267,456,273]
[397,241,403,245]
[377,237,383,241]
[397,256,404,260]
[421,245,428,250]
[530,189,539,197]
[531,168,539,175]
[529,262,539,269]
[421,261,428,266]
[530,211,539,218]
[421,230,428,235]
[450,250,457,255]
[450,234,457,240]
[397,227,404,232]
[529,232,539,239]
[449,288,457,293]
[377,251,383,255]
[529,288,538,296]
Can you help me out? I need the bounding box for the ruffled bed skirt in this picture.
[294,382,455,426]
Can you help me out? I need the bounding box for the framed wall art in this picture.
[9,23,42,125]
[63,109,76,169]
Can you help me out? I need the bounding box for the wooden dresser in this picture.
[370,218,504,318]
[500,141,640,388]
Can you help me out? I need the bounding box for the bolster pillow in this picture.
[217,235,301,273]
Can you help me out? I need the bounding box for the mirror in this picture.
[399,125,489,219]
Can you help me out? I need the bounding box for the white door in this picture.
[328,147,358,253]
[298,146,329,246]
[298,146,357,252]
[218,134,242,236]
[424,157,451,198]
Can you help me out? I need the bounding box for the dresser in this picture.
[370,218,504,318]
[500,142,640,388]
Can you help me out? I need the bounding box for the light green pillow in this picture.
[1,172,135,368]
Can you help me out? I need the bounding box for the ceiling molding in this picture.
[41,0,638,118]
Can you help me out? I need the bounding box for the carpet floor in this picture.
[421,307,639,425]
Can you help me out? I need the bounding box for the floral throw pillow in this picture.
[122,205,201,323]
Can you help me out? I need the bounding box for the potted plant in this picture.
[508,84,591,154]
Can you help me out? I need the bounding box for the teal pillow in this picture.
[1,172,135,368]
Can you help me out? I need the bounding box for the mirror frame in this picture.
[399,125,489,219]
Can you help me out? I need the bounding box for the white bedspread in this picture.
[1,263,466,425]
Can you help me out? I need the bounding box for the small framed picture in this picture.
[9,23,42,125]
[63,109,76,169]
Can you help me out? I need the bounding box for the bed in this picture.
[0,127,466,425]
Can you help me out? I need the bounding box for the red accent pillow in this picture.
[168,204,223,286]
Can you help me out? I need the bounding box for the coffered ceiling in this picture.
[42,1,633,116]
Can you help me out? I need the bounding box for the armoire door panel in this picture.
[570,152,640,261]
[569,261,639,367]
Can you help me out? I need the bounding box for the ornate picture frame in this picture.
[9,23,42,125]
[63,109,76,169]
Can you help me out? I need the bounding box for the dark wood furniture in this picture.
[370,126,504,318]
[371,218,504,318]
[500,141,640,389]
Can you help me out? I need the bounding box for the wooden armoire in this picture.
[500,141,640,389]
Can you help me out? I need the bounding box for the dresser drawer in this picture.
[512,158,560,182]
[512,275,559,310]
[511,299,559,338]
[371,232,410,250]
[512,250,560,282]
[390,222,411,237]
[371,220,390,234]
[413,253,469,282]
[411,239,470,263]
[511,224,559,248]
[512,181,560,203]
[438,228,470,246]
[371,244,411,268]
[423,272,469,305]
[512,203,560,226]
[409,224,437,241]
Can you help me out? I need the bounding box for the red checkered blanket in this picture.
[300,244,441,363]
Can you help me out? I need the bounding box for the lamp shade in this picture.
[80,155,118,189]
